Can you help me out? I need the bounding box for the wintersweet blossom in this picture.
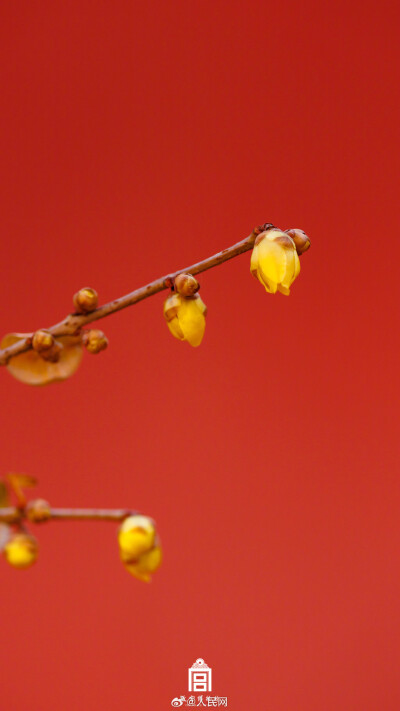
[164,293,207,347]
[250,228,301,295]
[118,515,162,583]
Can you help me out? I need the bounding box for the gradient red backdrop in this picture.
[1,2,399,710]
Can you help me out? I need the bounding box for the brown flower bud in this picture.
[26,499,51,523]
[82,329,108,354]
[253,223,275,237]
[32,330,55,353]
[285,228,311,255]
[73,287,99,314]
[174,273,199,296]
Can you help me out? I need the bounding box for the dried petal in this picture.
[1,333,83,386]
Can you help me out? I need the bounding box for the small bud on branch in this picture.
[73,287,99,314]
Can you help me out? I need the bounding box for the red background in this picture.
[0,2,399,710]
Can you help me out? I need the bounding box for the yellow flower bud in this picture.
[73,287,99,314]
[82,329,108,354]
[164,293,207,347]
[26,499,51,523]
[174,273,199,296]
[285,228,311,255]
[250,228,300,295]
[1,333,83,386]
[4,532,38,569]
[118,515,162,582]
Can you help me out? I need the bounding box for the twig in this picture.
[0,506,138,524]
[0,225,269,365]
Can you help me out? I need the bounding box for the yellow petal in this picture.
[257,232,288,287]
[167,315,185,341]
[280,238,301,292]
[124,545,162,582]
[177,298,206,347]
[118,515,156,561]
[293,249,301,280]
[194,294,207,316]
[136,545,162,573]
[163,293,181,322]
[1,334,83,386]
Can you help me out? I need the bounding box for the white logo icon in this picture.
[188,658,212,693]
[171,657,227,706]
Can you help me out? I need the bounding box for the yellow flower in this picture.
[4,533,38,569]
[250,229,300,295]
[118,515,162,583]
[118,515,156,560]
[163,293,207,347]
[1,333,83,386]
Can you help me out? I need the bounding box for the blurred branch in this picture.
[0,225,267,365]
[0,506,138,524]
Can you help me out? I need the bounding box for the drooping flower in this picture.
[163,293,207,347]
[250,228,301,295]
[118,515,162,583]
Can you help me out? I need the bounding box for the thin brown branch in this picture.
[0,225,268,365]
[0,506,138,524]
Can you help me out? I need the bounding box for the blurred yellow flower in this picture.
[4,533,38,569]
[164,293,207,347]
[250,229,300,295]
[118,515,162,583]
[1,333,83,386]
